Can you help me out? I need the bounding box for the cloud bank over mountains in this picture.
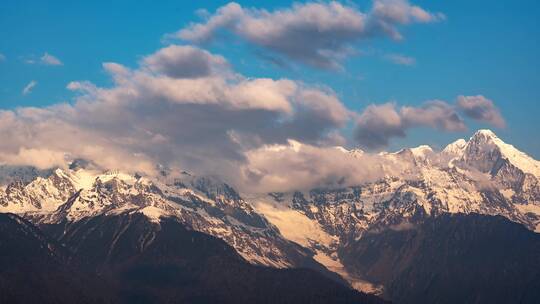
[0,1,506,192]
[353,96,505,150]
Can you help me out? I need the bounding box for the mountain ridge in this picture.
[1,129,539,302]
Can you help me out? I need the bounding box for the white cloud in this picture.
[457,95,506,128]
[353,95,506,150]
[22,80,37,95]
[354,100,466,150]
[24,53,63,66]
[385,53,416,66]
[238,140,417,192]
[353,103,406,150]
[1,45,351,179]
[0,148,67,170]
[141,45,228,78]
[0,43,505,193]
[401,100,466,131]
[0,53,5,62]
[40,52,63,66]
[175,1,443,69]
[372,0,445,24]
[1,42,505,192]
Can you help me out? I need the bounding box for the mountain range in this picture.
[1,129,539,303]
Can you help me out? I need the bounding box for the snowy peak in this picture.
[0,167,147,216]
[0,166,309,269]
[472,129,498,139]
[462,129,540,178]
[442,138,467,157]
[410,145,433,158]
[464,129,500,155]
[391,145,434,164]
[334,146,365,158]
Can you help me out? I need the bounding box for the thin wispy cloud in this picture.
[0,53,5,62]
[22,80,37,95]
[40,53,63,66]
[24,52,63,66]
[385,53,416,66]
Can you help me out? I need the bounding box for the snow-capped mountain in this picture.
[1,129,539,299]
[460,130,540,177]
[0,167,328,271]
[251,130,540,292]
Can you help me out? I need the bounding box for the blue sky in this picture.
[1,0,539,157]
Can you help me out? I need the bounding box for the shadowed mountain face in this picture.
[340,214,540,304]
[0,213,385,304]
[0,214,114,304]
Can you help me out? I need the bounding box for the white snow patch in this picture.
[410,145,433,157]
[97,171,136,184]
[70,169,98,190]
[137,206,168,223]
[442,138,467,156]
[313,251,384,295]
[253,201,336,248]
[500,188,515,201]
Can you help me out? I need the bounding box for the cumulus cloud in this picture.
[401,100,466,131]
[0,106,157,173]
[354,100,466,150]
[22,80,37,95]
[40,52,63,66]
[141,45,228,78]
[174,1,443,69]
[354,103,406,150]
[457,95,506,128]
[238,140,417,192]
[353,95,507,150]
[0,148,68,170]
[385,53,415,66]
[1,45,351,181]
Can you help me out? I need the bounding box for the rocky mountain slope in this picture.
[249,130,540,293]
[340,214,540,304]
[0,213,114,304]
[0,213,383,304]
